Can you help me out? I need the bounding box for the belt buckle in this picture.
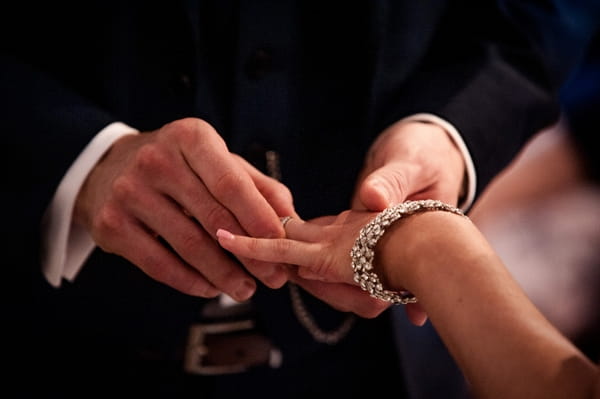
[183,318,281,375]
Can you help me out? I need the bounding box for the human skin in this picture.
[216,209,600,398]
[73,116,464,317]
[74,118,296,301]
[290,119,463,320]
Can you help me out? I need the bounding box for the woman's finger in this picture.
[279,216,328,242]
[216,228,323,268]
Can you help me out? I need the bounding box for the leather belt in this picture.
[183,296,282,375]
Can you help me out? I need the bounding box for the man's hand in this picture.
[74,117,296,300]
[353,120,465,211]
[285,120,465,324]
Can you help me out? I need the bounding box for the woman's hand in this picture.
[216,210,428,325]
[217,211,371,283]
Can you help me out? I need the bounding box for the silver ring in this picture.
[280,216,293,228]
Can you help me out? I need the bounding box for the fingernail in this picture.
[234,279,256,301]
[216,228,235,240]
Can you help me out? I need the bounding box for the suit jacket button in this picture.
[245,48,272,80]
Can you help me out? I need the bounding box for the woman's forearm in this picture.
[215,206,599,397]
[377,211,599,398]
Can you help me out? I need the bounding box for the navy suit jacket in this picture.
[2,1,595,398]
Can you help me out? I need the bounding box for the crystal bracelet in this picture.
[350,199,467,304]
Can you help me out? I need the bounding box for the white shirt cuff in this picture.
[398,113,477,211]
[41,122,139,287]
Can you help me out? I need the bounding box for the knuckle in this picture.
[269,239,291,257]
[243,237,263,255]
[176,230,206,258]
[134,143,170,175]
[274,180,293,203]
[212,170,245,198]
[168,119,197,142]
[311,245,336,278]
[203,203,231,230]
[111,175,137,202]
[167,118,218,148]
[92,204,124,239]
[169,117,213,134]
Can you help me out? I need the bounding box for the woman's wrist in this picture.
[350,200,466,304]
[375,211,463,292]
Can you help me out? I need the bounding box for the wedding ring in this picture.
[280,216,293,228]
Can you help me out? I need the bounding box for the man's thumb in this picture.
[357,168,408,211]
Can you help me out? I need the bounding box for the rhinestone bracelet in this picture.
[350,199,466,304]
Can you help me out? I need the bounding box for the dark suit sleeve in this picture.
[1,3,196,283]
[0,55,116,283]
[373,0,598,197]
[0,5,118,280]
[1,54,116,228]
